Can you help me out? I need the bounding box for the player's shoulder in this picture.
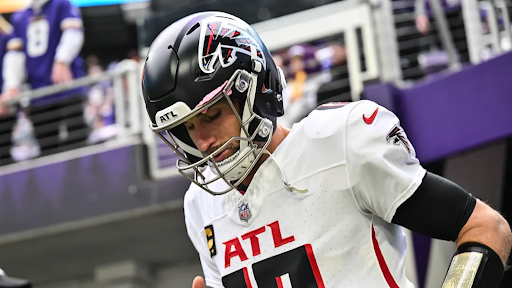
[183,173,210,212]
[298,100,383,138]
[183,169,228,226]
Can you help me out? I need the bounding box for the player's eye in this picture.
[206,111,221,122]
[184,123,194,131]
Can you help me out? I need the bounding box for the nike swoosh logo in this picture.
[363,107,379,124]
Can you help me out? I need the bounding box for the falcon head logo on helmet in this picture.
[198,17,266,74]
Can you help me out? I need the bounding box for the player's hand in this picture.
[0,88,20,116]
[192,276,206,288]
[52,61,73,84]
[416,15,429,34]
[0,101,10,116]
[2,87,20,101]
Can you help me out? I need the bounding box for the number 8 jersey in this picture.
[7,0,85,93]
[184,100,426,288]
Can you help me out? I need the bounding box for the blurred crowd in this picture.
[275,42,347,127]
[411,0,511,76]
[4,0,507,166]
[0,0,348,167]
[0,0,139,166]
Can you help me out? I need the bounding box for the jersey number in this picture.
[27,19,50,57]
[222,244,325,288]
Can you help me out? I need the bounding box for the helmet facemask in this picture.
[152,67,274,196]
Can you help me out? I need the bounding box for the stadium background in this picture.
[0,0,512,287]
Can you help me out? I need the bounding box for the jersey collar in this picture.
[222,129,294,226]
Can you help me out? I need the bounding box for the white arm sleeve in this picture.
[184,191,224,288]
[346,100,426,223]
[54,28,84,65]
[3,50,25,90]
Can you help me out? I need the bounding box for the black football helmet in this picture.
[141,11,286,195]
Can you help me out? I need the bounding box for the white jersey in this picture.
[184,100,426,288]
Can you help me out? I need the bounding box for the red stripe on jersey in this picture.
[243,267,253,288]
[276,276,284,288]
[305,244,326,288]
[372,224,400,288]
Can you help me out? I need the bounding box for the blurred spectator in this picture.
[10,108,40,162]
[315,43,347,70]
[0,15,12,115]
[1,0,86,162]
[479,9,512,61]
[0,15,12,93]
[278,44,334,127]
[127,49,140,62]
[415,0,461,34]
[414,0,458,76]
[86,54,99,67]
[84,61,116,144]
[415,0,431,35]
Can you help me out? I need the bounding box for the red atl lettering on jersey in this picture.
[268,221,295,248]
[241,226,266,257]
[224,221,295,268]
[223,238,248,268]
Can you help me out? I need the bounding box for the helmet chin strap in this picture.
[263,150,309,193]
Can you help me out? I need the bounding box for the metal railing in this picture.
[5,59,142,136]
[6,0,506,178]
[463,0,512,63]
[253,0,380,101]
[0,59,143,173]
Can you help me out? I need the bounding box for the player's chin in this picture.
[213,147,239,164]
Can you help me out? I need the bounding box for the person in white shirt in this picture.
[141,12,511,288]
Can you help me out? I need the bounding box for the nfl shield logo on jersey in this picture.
[238,202,252,222]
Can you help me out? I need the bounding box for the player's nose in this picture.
[195,126,216,154]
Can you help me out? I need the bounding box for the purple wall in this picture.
[365,52,512,163]
[0,144,190,236]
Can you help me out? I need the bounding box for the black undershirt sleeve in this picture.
[392,171,477,242]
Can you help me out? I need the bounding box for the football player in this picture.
[141,12,511,288]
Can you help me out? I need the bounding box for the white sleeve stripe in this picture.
[55,28,84,64]
[3,50,26,89]
[383,166,427,222]
[61,18,83,30]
